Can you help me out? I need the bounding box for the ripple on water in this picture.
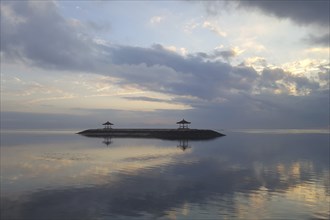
[37,152,92,161]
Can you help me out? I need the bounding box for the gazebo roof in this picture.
[102,121,114,125]
[176,119,191,124]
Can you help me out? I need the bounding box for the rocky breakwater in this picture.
[77,128,225,140]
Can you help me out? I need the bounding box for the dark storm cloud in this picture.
[238,0,330,27]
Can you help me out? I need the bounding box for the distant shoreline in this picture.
[77,128,225,140]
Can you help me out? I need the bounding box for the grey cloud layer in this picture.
[108,44,259,99]
[237,1,330,47]
[1,1,98,71]
[107,45,324,101]
[304,33,330,46]
[238,0,329,27]
[202,0,329,27]
[203,0,330,46]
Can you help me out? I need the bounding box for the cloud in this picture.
[202,21,227,37]
[0,1,100,71]
[216,50,236,60]
[107,44,323,100]
[235,1,330,47]
[150,16,164,24]
[200,1,329,47]
[244,57,267,69]
[195,47,244,62]
[237,0,330,27]
[304,33,330,46]
[3,42,327,128]
[201,1,235,16]
[1,0,328,129]
[187,90,329,129]
[257,68,320,96]
[106,44,261,100]
[183,18,227,37]
[123,96,172,103]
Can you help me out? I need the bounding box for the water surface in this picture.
[1,130,329,219]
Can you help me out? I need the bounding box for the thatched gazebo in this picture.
[176,119,191,129]
[102,121,113,129]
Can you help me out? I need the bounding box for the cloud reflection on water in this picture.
[1,133,329,219]
[1,140,184,195]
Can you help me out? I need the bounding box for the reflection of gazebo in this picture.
[176,119,191,129]
[102,136,112,146]
[102,121,113,129]
[177,139,191,151]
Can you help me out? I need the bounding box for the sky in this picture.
[1,0,329,130]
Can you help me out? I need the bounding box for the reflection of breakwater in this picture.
[78,128,225,140]
[81,135,196,150]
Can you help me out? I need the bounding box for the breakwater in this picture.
[77,128,225,140]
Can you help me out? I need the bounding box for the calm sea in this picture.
[1,129,329,220]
